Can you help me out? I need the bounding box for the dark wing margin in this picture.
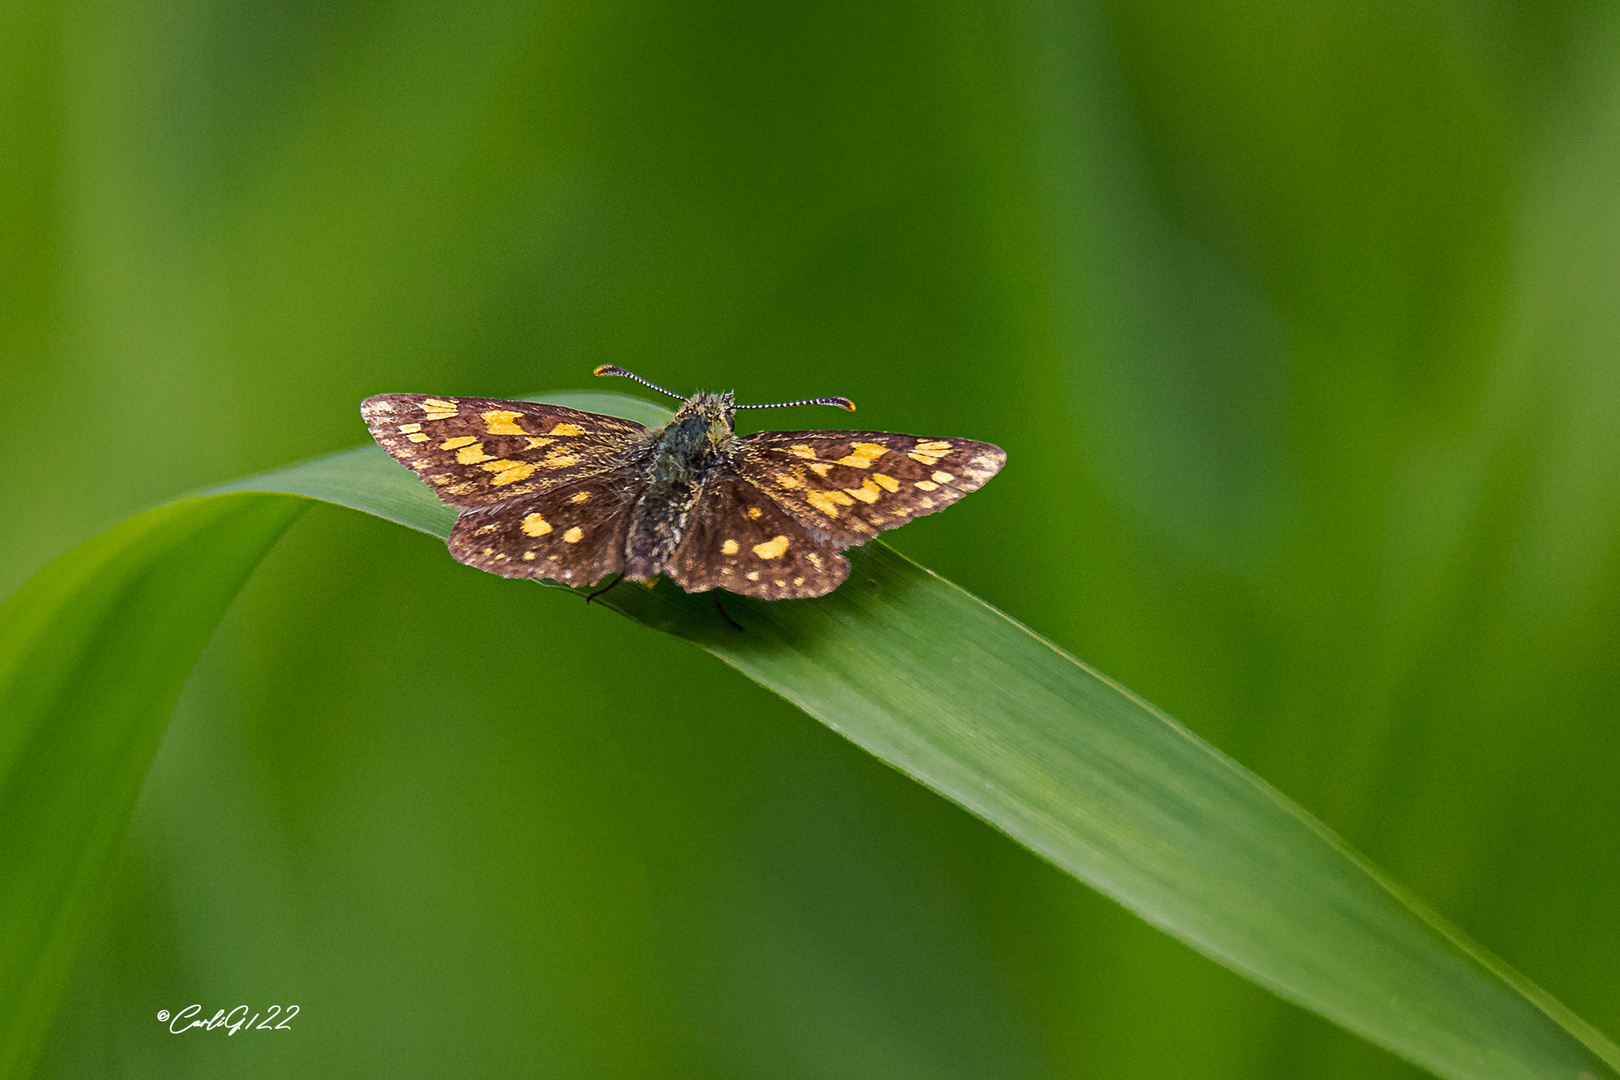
[446,471,643,587]
[732,430,1005,547]
[361,394,648,509]
[666,472,849,599]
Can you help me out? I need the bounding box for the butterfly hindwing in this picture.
[361,394,648,508]
[446,471,643,586]
[734,430,1006,546]
[667,472,849,599]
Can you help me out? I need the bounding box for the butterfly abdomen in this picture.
[624,475,705,579]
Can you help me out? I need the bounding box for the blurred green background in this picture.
[4,0,1619,1075]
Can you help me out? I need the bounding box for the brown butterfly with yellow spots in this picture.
[361,366,1005,600]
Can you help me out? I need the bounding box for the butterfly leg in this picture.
[585,573,625,604]
[714,593,744,632]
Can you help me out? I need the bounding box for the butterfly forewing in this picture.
[667,473,849,599]
[734,430,1005,546]
[447,471,643,586]
[361,394,647,508]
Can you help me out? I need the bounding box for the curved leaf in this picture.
[1,390,1616,1080]
[0,494,307,1078]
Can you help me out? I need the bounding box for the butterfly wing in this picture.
[666,472,849,599]
[446,471,644,586]
[732,430,1005,546]
[361,394,648,509]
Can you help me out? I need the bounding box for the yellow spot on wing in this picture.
[438,435,475,450]
[871,473,901,492]
[806,553,824,569]
[753,535,790,559]
[525,437,553,450]
[746,571,760,582]
[776,473,802,489]
[808,462,834,477]
[406,433,430,442]
[835,442,887,468]
[908,452,942,465]
[542,452,579,469]
[721,539,739,555]
[916,440,952,452]
[915,480,938,491]
[522,513,552,537]
[421,398,458,420]
[806,490,854,517]
[569,491,593,504]
[522,551,537,561]
[456,443,493,464]
[397,423,422,433]
[550,422,585,437]
[563,526,584,543]
[932,470,955,483]
[788,444,817,459]
[481,410,526,435]
[969,452,1000,472]
[480,459,537,485]
[747,506,763,520]
[845,479,882,504]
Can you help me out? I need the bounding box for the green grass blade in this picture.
[3,390,1616,1080]
[0,495,307,1079]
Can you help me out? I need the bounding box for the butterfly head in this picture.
[672,389,739,449]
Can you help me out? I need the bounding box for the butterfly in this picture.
[360,366,1005,600]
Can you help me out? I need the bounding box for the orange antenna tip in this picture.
[736,394,858,412]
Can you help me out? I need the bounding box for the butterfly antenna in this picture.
[593,365,686,402]
[736,393,857,413]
